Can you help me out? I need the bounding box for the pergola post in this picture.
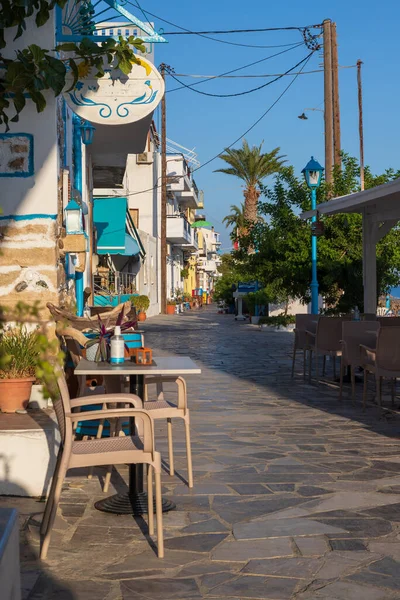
[362,212,377,314]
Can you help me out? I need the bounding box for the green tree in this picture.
[236,153,400,313]
[0,1,145,129]
[222,203,246,242]
[215,140,286,223]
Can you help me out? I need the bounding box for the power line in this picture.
[124,50,315,199]
[167,53,317,98]
[193,51,314,172]
[167,42,305,94]
[127,1,316,49]
[162,26,323,35]
[171,64,356,79]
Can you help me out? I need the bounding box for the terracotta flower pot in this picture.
[166,305,176,315]
[0,377,35,413]
[138,312,147,322]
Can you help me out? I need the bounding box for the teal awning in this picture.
[93,197,145,258]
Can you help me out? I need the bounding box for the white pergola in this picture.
[301,178,400,313]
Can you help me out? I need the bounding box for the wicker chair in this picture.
[340,321,380,402]
[291,315,319,379]
[306,316,351,384]
[40,373,163,559]
[360,326,400,410]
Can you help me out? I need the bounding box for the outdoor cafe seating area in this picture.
[40,299,201,560]
[292,313,400,410]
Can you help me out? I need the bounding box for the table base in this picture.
[94,492,176,515]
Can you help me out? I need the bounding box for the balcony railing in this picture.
[167,215,192,245]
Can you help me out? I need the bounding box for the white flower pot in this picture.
[29,384,48,409]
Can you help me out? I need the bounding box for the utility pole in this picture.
[357,59,365,191]
[331,21,341,170]
[160,63,167,314]
[323,19,333,187]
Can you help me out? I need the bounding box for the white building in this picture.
[196,224,222,298]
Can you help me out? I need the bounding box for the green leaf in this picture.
[13,91,25,113]
[65,58,78,92]
[118,58,132,75]
[30,90,46,112]
[56,42,78,52]
[28,43,47,63]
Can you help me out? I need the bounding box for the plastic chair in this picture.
[306,316,350,384]
[340,321,380,402]
[40,373,163,560]
[291,315,319,378]
[360,326,400,411]
[144,376,193,488]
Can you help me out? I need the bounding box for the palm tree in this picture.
[222,203,246,241]
[215,140,286,223]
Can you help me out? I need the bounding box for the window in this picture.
[109,29,114,35]
[134,30,138,36]
[102,29,106,36]
[117,29,122,35]
[125,28,130,36]
[93,30,98,36]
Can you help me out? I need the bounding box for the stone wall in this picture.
[0,216,60,316]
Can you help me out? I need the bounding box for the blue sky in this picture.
[130,1,400,248]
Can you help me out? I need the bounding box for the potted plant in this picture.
[166,300,176,315]
[0,327,40,412]
[130,295,150,321]
[85,310,137,362]
[180,268,189,279]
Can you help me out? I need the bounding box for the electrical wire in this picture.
[167,42,305,94]
[124,50,315,199]
[126,1,313,49]
[172,69,324,78]
[167,53,314,98]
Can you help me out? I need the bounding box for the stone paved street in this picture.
[7,307,400,599]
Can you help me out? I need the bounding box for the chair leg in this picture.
[322,355,326,377]
[339,359,344,402]
[376,376,382,409]
[167,418,174,476]
[147,465,154,535]
[40,464,67,560]
[363,369,368,410]
[351,366,356,404]
[103,465,113,493]
[40,449,62,535]
[308,350,312,383]
[303,349,307,380]
[391,378,396,407]
[184,417,194,489]
[333,356,337,381]
[291,343,296,378]
[155,470,164,558]
[315,351,319,386]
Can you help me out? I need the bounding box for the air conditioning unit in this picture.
[136,152,153,164]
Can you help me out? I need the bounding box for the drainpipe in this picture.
[73,113,84,316]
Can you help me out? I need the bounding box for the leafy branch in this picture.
[0,35,146,129]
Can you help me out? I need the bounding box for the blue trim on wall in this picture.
[0,214,57,221]
[0,133,34,177]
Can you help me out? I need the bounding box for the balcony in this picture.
[182,229,199,252]
[167,215,192,245]
[175,179,199,209]
[166,155,192,193]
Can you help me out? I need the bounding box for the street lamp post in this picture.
[302,157,324,314]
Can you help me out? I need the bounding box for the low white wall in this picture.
[269,299,309,316]
[0,508,21,600]
[0,413,60,497]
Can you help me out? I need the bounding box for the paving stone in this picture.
[229,484,273,496]
[242,557,322,578]
[267,483,296,492]
[234,517,346,540]
[211,538,294,561]
[294,536,329,556]
[210,574,299,599]
[329,539,368,551]
[120,577,202,599]
[311,517,393,537]
[297,486,332,497]
[182,519,229,534]
[29,575,113,600]
[311,580,389,600]
[164,533,229,553]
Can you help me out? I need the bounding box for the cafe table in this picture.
[75,356,201,515]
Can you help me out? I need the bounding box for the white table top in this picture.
[75,356,201,376]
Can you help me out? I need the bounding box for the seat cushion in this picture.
[72,435,143,454]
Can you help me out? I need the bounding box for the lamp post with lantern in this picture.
[302,157,324,314]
